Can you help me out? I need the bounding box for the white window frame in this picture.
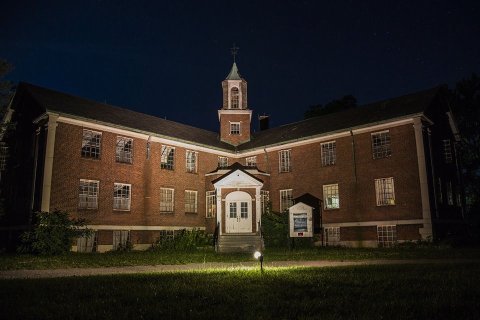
[375,177,395,206]
[218,156,229,168]
[245,156,257,167]
[377,225,397,247]
[206,190,216,218]
[186,150,198,173]
[371,130,391,159]
[81,129,102,159]
[321,141,336,166]
[79,179,99,210]
[160,188,175,213]
[323,184,339,209]
[443,139,453,164]
[230,87,240,109]
[77,232,97,252]
[113,183,131,211]
[113,230,130,250]
[230,122,241,135]
[261,190,270,214]
[161,145,175,170]
[279,149,291,173]
[324,227,340,246]
[116,136,133,164]
[185,190,198,213]
[280,189,293,212]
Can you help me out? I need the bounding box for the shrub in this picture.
[261,211,289,248]
[18,210,90,255]
[150,229,210,252]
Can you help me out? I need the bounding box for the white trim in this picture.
[323,219,424,228]
[85,225,206,231]
[41,114,59,212]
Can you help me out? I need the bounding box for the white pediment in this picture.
[213,169,263,188]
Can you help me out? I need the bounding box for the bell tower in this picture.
[218,45,252,146]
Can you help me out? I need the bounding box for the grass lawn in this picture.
[1,263,479,319]
[1,246,480,270]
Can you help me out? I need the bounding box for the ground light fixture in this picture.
[254,251,264,272]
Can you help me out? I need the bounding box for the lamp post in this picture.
[254,251,264,272]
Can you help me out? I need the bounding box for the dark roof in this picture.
[237,86,444,151]
[18,82,234,151]
[211,162,264,184]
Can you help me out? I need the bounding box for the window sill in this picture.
[113,209,131,212]
[115,161,133,165]
[160,211,174,214]
[324,208,340,211]
[185,212,198,215]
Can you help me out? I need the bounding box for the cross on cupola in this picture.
[230,43,239,63]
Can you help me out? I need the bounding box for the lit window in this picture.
[443,140,453,163]
[261,190,270,214]
[279,150,291,172]
[113,183,131,211]
[280,189,293,212]
[371,131,391,159]
[206,191,216,218]
[377,225,397,247]
[447,181,454,205]
[81,129,102,159]
[77,233,96,252]
[230,122,240,135]
[116,136,133,164]
[324,227,340,246]
[185,190,198,213]
[186,150,198,173]
[323,184,339,209]
[161,145,175,170]
[160,188,174,213]
[375,178,395,206]
[113,230,130,250]
[218,156,229,168]
[231,87,239,109]
[79,179,99,209]
[246,156,257,167]
[321,141,336,166]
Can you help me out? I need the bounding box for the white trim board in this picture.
[323,219,424,228]
[85,225,206,231]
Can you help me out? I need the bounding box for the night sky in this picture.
[1,0,479,132]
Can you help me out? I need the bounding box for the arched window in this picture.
[230,87,239,109]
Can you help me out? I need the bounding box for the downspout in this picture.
[350,130,357,183]
[30,127,41,212]
[427,128,439,218]
[263,148,270,174]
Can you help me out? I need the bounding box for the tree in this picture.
[452,74,480,220]
[0,59,15,113]
[304,94,357,119]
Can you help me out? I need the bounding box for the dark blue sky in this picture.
[1,0,479,132]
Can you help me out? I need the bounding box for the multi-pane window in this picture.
[161,145,175,170]
[229,202,237,218]
[377,225,397,247]
[113,183,131,211]
[77,233,96,252]
[159,230,174,241]
[0,143,8,171]
[261,190,270,214]
[279,150,291,173]
[323,184,339,209]
[371,131,391,159]
[218,156,229,168]
[116,136,133,164]
[240,202,248,218]
[324,227,340,246]
[443,139,453,163]
[230,122,240,135]
[206,191,216,218]
[375,178,395,206]
[280,189,293,212]
[113,230,130,250]
[321,141,336,166]
[186,150,198,173]
[81,129,102,159]
[246,156,257,167]
[447,181,454,206]
[185,190,198,213]
[79,179,99,209]
[231,87,239,109]
[160,188,174,213]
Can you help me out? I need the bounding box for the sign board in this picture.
[288,202,313,237]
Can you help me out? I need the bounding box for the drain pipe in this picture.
[350,130,357,183]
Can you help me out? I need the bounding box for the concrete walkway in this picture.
[1,259,475,279]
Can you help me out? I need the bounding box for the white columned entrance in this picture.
[225,191,252,233]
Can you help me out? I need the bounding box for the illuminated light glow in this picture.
[254,251,262,259]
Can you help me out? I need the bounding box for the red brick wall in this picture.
[219,113,251,145]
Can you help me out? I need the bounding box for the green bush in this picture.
[150,229,210,252]
[18,210,90,255]
[261,211,289,248]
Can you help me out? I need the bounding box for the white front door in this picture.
[225,191,252,233]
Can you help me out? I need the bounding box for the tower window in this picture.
[230,87,239,109]
[230,122,241,135]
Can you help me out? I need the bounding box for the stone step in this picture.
[217,234,263,253]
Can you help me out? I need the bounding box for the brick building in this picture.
[0,62,465,251]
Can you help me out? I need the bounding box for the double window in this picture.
[161,145,175,170]
[280,189,293,212]
[230,122,240,135]
[79,179,99,209]
[113,183,131,211]
[186,150,198,173]
[323,184,339,209]
[375,178,395,206]
[160,188,174,213]
[321,141,336,166]
[116,136,133,164]
[371,131,391,159]
[206,191,216,218]
[185,190,198,213]
[81,129,102,159]
[279,150,291,172]
[77,233,96,252]
[113,230,130,250]
[230,87,239,109]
